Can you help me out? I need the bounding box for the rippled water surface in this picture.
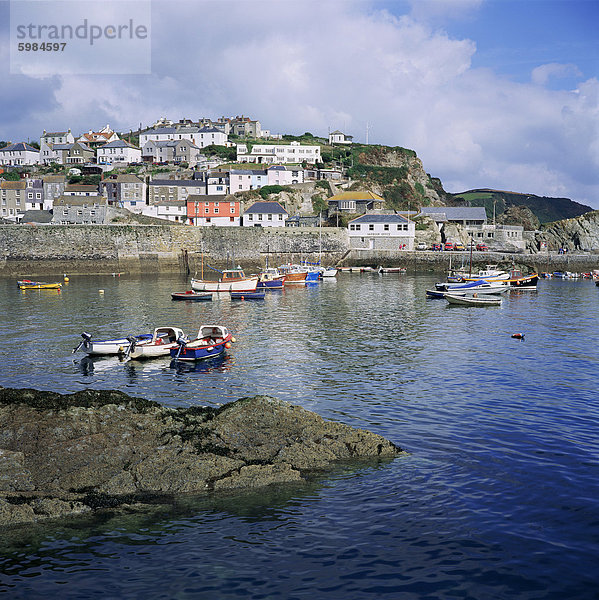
[1,273,598,599]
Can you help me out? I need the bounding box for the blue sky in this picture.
[1,0,598,209]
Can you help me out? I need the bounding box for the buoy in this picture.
[511,333,525,340]
[231,337,236,343]
[63,274,69,282]
[225,342,232,349]
[99,289,104,294]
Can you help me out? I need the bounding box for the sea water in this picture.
[1,273,598,599]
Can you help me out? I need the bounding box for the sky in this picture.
[1,0,598,209]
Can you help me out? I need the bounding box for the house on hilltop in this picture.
[0,143,39,166]
[327,190,385,215]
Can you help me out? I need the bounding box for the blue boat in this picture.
[256,268,286,290]
[230,291,266,300]
[170,325,234,362]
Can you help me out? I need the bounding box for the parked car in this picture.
[476,243,489,251]
[454,242,465,251]
[416,242,428,250]
[444,241,454,251]
[431,243,442,251]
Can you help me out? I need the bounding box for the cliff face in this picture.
[0,388,404,526]
[535,210,599,252]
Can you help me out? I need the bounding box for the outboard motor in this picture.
[73,331,93,354]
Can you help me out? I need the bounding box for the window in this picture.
[384,224,389,231]
[28,193,33,199]
[248,214,253,220]
[369,224,374,231]
[278,214,283,220]
[268,214,272,220]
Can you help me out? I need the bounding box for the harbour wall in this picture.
[1,225,598,277]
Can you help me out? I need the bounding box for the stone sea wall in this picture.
[0,225,349,277]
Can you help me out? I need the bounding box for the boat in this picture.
[434,279,509,294]
[230,290,266,300]
[506,269,538,289]
[462,264,510,282]
[171,290,213,301]
[377,266,407,274]
[18,280,62,290]
[277,263,308,284]
[338,266,376,273]
[72,331,153,356]
[320,267,338,278]
[170,325,234,362]
[127,327,187,360]
[191,268,258,293]
[445,294,502,306]
[256,268,286,289]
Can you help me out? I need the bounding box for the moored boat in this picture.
[191,268,258,293]
[170,325,234,362]
[230,290,266,300]
[506,269,538,288]
[128,327,187,360]
[445,294,502,306]
[462,264,510,282]
[171,290,213,301]
[256,268,286,289]
[320,267,338,278]
[277,264,308,284]
[434,279,509,294]
[378,266,407,274]
[18,280,62,290]
[72,331,153,356]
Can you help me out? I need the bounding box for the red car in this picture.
[444,242,454,251]
[476,243,489,251]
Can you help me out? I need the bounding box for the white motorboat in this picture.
[191,268,258,292]
[127,327,187,360]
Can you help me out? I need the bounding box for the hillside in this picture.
[450,189,593,225]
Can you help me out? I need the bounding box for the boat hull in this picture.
[79,334,152,356]
[445,294,502,306]
[190,277,258,292]
[230,291,265,300]
[171,291,213,301]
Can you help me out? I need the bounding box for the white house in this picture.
[348,214,416,250]
[143,200,187,223]
[97,140,142,165]
[328,130,353,144]
[0,142,40,166]
[236,141,321,165]
[242,201,288,227]
[197,126,228,148]
[230,169,268,192]
[40,130,75,164]
[267,165,304,185]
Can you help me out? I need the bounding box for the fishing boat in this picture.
[170,325,234,362]
[171,290,213,301]
[191,268,258,293]
[445,294,502,306]
[18,280,62,290]
[127,327,187,360]
[506,269,538,289]
[462,264,510,282]
[230,290,266,300]
[256,268,286,289]
[277,263,308,284]
[72,331,153,356]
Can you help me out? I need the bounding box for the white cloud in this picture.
[531,63,583,86]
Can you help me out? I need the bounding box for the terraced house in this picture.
[148,179,206,204]
[1,180,26,221]
[236,141,321,165]
[186,194,240,226]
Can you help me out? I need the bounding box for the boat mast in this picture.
[468,236,473,277]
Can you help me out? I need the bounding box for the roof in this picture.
[98,140,140,150]
[244,201,288,215]
[114,174,143,183]
[42,131,69,137]
[1,181,26,190]
[43,175,66,183]
[149,179,204,187]
[349,213,409,224]
[65,184,99,192]
[230,169,268,175]
[54,195,107,206]
[21,210,53,223]
[328,191,384,202]
[0,142,39,153]
[186,194,234,203]
[419,206,487,221]
[198,126,223,133]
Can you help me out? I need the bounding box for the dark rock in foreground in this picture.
[0,388,405,525]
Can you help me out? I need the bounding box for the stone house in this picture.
[40,130,75,164]
[65,142,95,165]
[327,191,385,215]
[24,178,44,211]
[148,179,206,204]
[101,174,146,212]
[142,139,202,166]
[51,195,109,224]
[0,180,26,221]
[42,175,66,209]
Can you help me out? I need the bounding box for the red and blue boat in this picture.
[170,325,235,362]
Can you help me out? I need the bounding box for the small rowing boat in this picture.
[445,294,502,306]
[170,325,235,362]
[171,290,213,301]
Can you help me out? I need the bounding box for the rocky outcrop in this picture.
[0,388,404,526]
[535,210,599,252]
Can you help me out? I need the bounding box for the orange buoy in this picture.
[225,342,232,349]
[511,333,525,340]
